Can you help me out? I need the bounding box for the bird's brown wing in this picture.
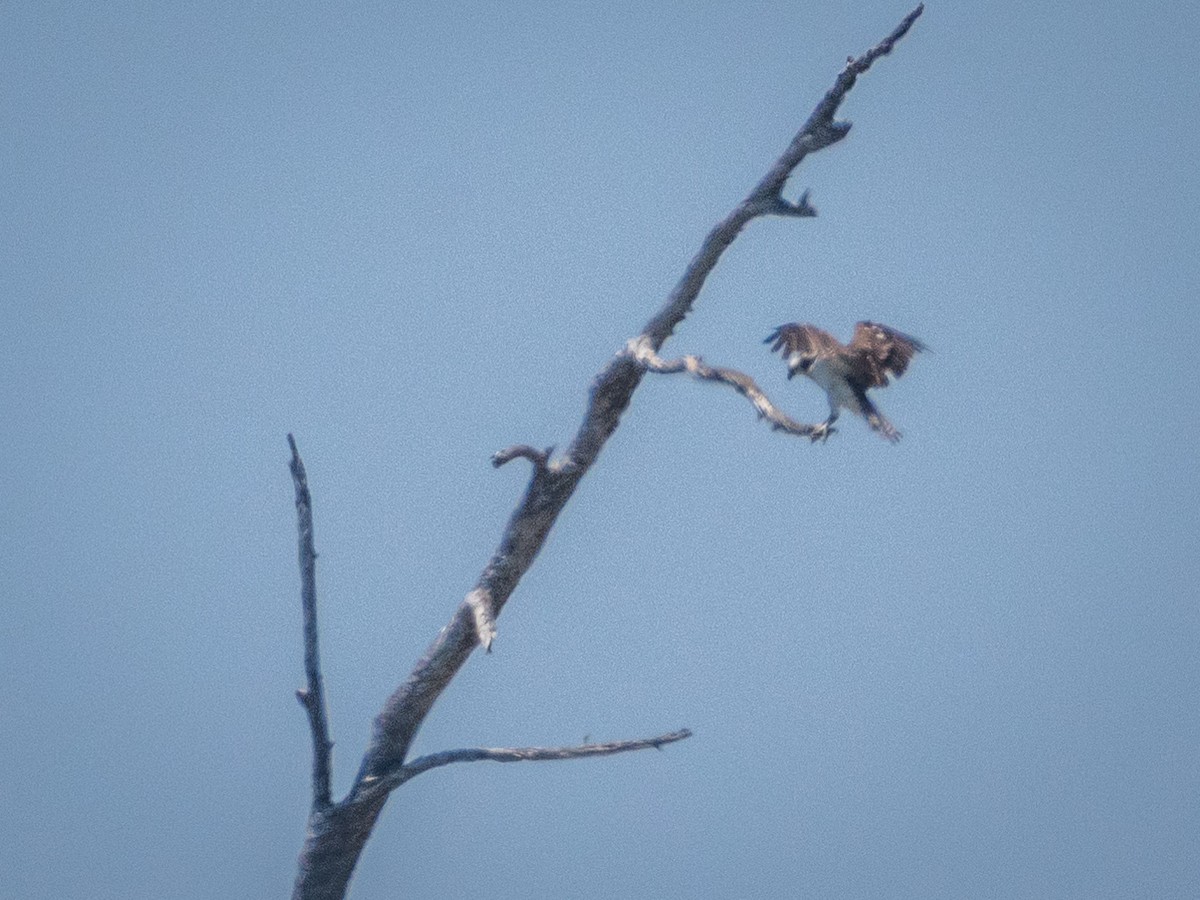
[847,321,926,387]
[763,323,842,359]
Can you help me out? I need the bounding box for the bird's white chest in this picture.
[805,358,861,413]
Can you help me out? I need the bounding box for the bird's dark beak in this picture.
[787,368,797,380]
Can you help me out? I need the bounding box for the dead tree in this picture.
[288,7,923,898]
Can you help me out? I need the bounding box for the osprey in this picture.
[764,321,926,442]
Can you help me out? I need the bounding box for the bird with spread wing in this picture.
[764,321,926,442]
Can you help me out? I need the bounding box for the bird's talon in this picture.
[809,423,836,443]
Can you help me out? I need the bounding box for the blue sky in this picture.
[3,2,1198,898]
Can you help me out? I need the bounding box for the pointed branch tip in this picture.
[772,192,818,218]
[847,3,924,74]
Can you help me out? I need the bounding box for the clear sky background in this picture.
[3,2,1198,898]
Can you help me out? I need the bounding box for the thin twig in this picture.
[361,729,694,795]
[626,338,831,442]
[288,434,334,811]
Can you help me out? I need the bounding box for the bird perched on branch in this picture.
[764,321,926,442]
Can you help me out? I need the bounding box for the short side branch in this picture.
[289,434,334,811]
[770,189,818,218]
[627,339,830,442]
[377,729,693,791]
[491,444,552,471]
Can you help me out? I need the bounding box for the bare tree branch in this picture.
[359,730,694,795]
[288,434,334,811]
[290,9,923,899]
[625,337,834,442]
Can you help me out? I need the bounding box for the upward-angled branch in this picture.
[289,434,333,811]
[367,729,694,795]
[291,9,923,899]
[642,2,924,351]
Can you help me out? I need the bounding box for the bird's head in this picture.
[786,353,813,379]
